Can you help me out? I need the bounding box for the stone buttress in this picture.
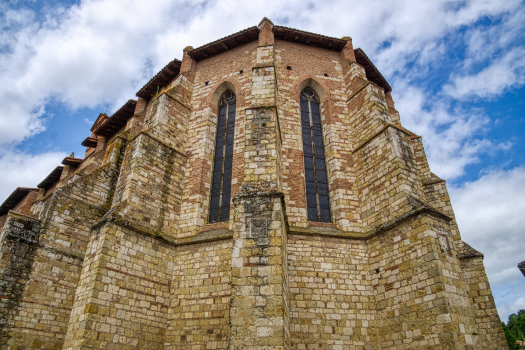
[228,18,290,350]
[0,18,508,350]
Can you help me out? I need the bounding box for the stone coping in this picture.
[93,196,452,248]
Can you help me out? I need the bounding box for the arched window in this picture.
[300,88,331,222]
[209,91,236,222]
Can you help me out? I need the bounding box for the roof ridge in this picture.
[190,26,259,53]
[273,25,346,43]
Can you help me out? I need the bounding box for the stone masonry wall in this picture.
[177,40,255,238]
[287,234,375,349]
[165,238,232,349]
[274,40,358,231]
[229,104,290,349]
[369,213,477,350]
[0,212,41,348]
[0,135,127,349]
[112,131,187,239]
[460,256,508,349]
[63,222,173,350]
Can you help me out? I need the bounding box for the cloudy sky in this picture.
[1,0,524,321]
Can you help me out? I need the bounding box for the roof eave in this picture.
[354,48,392,93]
[136,59,182,99]
[188,26,260,61]
[37,166,64,189]
[81,136,98,148]
[272,25,347,51]
[519,261,525,277]
[93,99,137,138]
[0,187,39,216]
[61,157,84,167]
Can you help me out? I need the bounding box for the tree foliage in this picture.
[503,310,525,350]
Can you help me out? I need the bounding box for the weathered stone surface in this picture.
[0,19,508,350]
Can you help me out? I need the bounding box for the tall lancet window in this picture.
[300,88,331,222]
[209,91,236,222]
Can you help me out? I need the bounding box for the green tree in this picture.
[504,309,525,349]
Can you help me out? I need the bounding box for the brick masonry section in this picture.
[0,19,508,350]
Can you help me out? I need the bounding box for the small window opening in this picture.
[205,81,209,86]
[239,70,243,74]
[324,73,328,77]
[287,65,292,70]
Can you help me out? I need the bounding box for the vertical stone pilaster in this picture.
[230,191,287,350]
[229,105,289,349]
[0,212,40,347]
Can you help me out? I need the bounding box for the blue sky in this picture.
[0,0,524,321]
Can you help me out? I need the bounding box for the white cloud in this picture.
[0,149,66,201]
[449,167,525,320]
[0,0,523,147]
[499,296,525,323]
[445,47,525,99]
[0,0,211,146]
[393,83,511,179]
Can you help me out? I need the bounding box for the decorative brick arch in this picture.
[292,75,334,126]
[207,78,244,108]
[292,75,331,101]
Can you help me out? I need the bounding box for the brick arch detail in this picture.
[207,78,244,108]
[292,75,334,128]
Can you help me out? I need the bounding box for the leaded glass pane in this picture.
[209,91,236,223]
[320,209,331,222]
[300,87,331,223]
[308,207,319,221]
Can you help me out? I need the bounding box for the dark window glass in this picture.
[300,88,331,222]
[209,91,236,222]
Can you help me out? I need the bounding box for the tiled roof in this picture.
[272,25,347,51]
[354,48,392,93]
[188,26,259,61]
[37,166,64,189]
[519,261,525,277]
[0,187,39,216]
[136,59,182,98]
[90,113,109,132]
[81,136,98,148]
[93,100,137,138]
[61,157,84,167]
[140,20,392,104]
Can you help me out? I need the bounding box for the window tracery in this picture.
[300,87,331,222]
[209,91,236,222]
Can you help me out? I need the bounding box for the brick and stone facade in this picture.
[0,18,508,349]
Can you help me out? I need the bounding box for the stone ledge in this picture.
[352,122,412,154]
[423,178,446,186]
[457,241,484,260]
[290,197,453,241]
[176,228,232,247]
[92,204,232,247]
[128,130,188,158]
[40,244,85,261]
[252,64,275,69]
[244,105,278,111]
[1,211,41,245]
[346,82,371,103]
[233,181,283,202]
[163,92,192,111]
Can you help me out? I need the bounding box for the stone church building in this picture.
[0,18,508,349]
